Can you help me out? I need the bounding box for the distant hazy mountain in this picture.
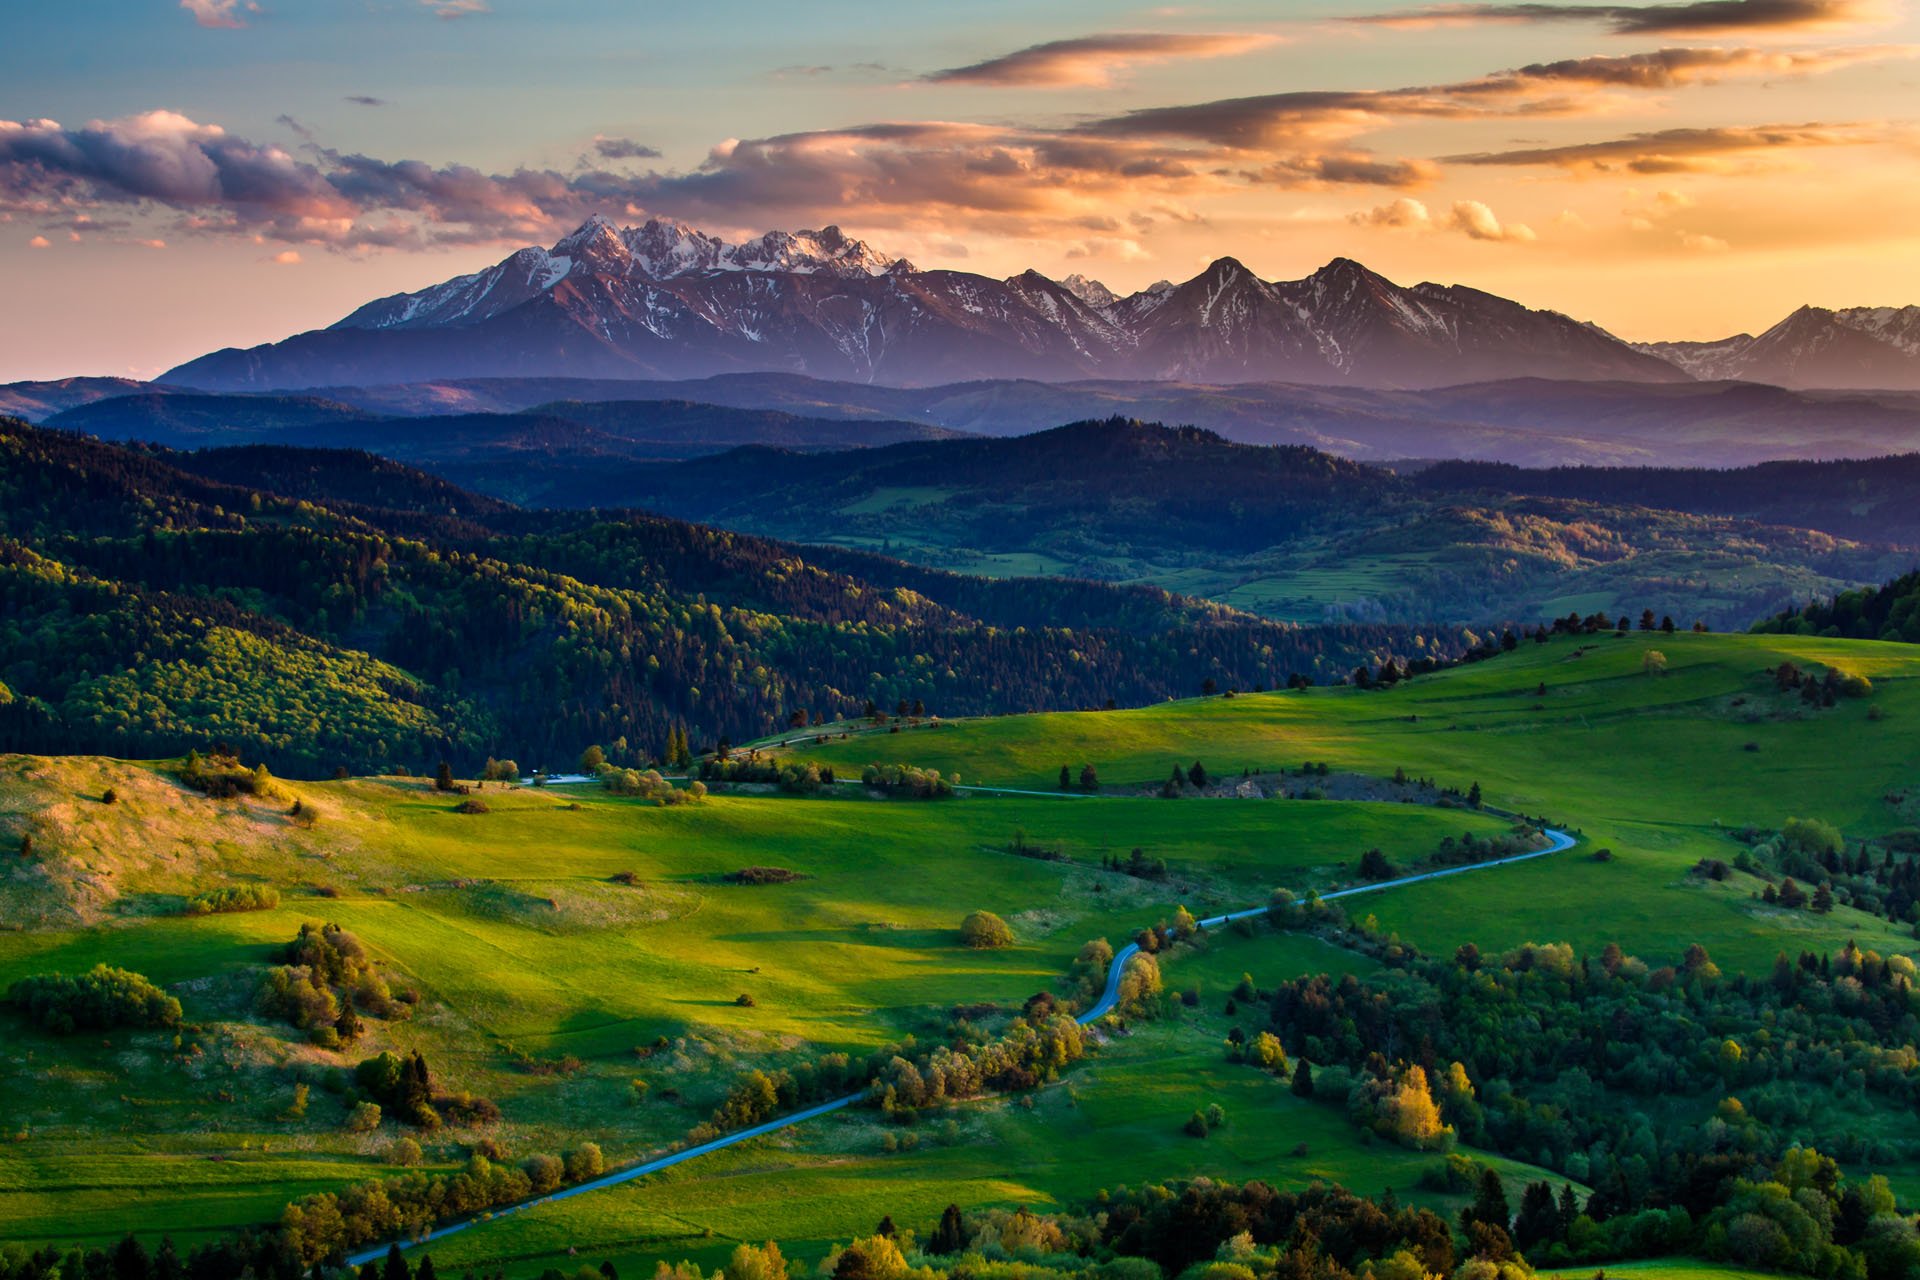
[159,216,1686,391]
[1636,305,1920,390]
[29,372,1920,469]
[42,394,970,489]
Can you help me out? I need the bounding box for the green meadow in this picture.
[788,631,1920,970]
[5,628,1919,1273]
[0,756,1515,1255]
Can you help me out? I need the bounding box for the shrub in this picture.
[1357,848,1396,881]
[564,1143,605,1181]
[861,763,955,799]
[101,788,117,805]
[960,910,1015,949]
[735,993,758,1007]
[388,1137,423,1167]
[602,767,705,804]
[184,884,281,915]
[524,1152,565,1194]
[178,751,282,801]
[9,965,182,1033]
[454,799,490,815]
[724,866,804,885]
[345,1101,382,1133]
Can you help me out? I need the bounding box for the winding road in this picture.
[346,818,1576,1266]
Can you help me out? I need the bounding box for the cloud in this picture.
[592,136,663,161]
[1680,231,1731,250]
[1064,236,1150,260]
[1348,195,1536,240]
[28,234,49,248]
[6,36,1894,255]
[421,0,489,16]
[1448,199,1536,240]
[271,249,301,263]
[925,32,1280,88]
[180,0,251,29]
[1343,0,1893,36]
[344,96,389,108]
[1455,43,1914,92]
[1349,196,1434,228]
[1443,121,1896,172]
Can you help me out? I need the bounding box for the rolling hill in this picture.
[0,418,1460,776]
[541,418,1912,629]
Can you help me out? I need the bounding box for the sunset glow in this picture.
[2,0,1917,379]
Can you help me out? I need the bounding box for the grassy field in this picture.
[7,628,1919,1273]
[0,755,1519,1254]
[393,924,1561,1280]
[784,631,1920,972]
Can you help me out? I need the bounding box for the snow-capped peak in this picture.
[723,225,897,277]
[1060,274,1119,309]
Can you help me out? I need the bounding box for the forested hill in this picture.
[569,417,1397,551]
[1417,454,1920,546]
[1752,569,1920,643]
[0,420,1463,776]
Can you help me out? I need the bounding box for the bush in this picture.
[601,767,705,804]
[9,964,182,1033]
[454,799,490,815]
[184,884,281,915]
[388,1137,423,1167]
[345,1101,382,1133]
[862,763,955,799]
[524,1152,565,1194]
[960,910,1016,949]
[178,751,282,801]
[736,993,758,1007]
[564,1143,605,1181]
[724,866,804,885]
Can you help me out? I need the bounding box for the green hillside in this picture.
[0,420,1452,776]
[577,420,1908,629]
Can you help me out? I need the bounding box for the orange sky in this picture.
[2,0,1917,379]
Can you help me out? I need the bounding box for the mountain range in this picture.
[151,216,1920,393]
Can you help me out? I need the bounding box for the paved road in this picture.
[346,820,1576,1265]
[1080,825,1578,1022]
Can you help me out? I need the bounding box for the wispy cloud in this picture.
[1443,121,1898,171]
[4,35,1902,252]
[1344,0,1893,37]
[926,32,1280,88]
[344,96,389,108]
[420,0,489,17]
[592,136,662,161]
[179,0,253,29]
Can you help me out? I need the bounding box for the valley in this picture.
[8,13,1920,1280]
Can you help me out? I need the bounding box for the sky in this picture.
[2,0,1917,381]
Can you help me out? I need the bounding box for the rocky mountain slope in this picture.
[161,217,1687,391]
